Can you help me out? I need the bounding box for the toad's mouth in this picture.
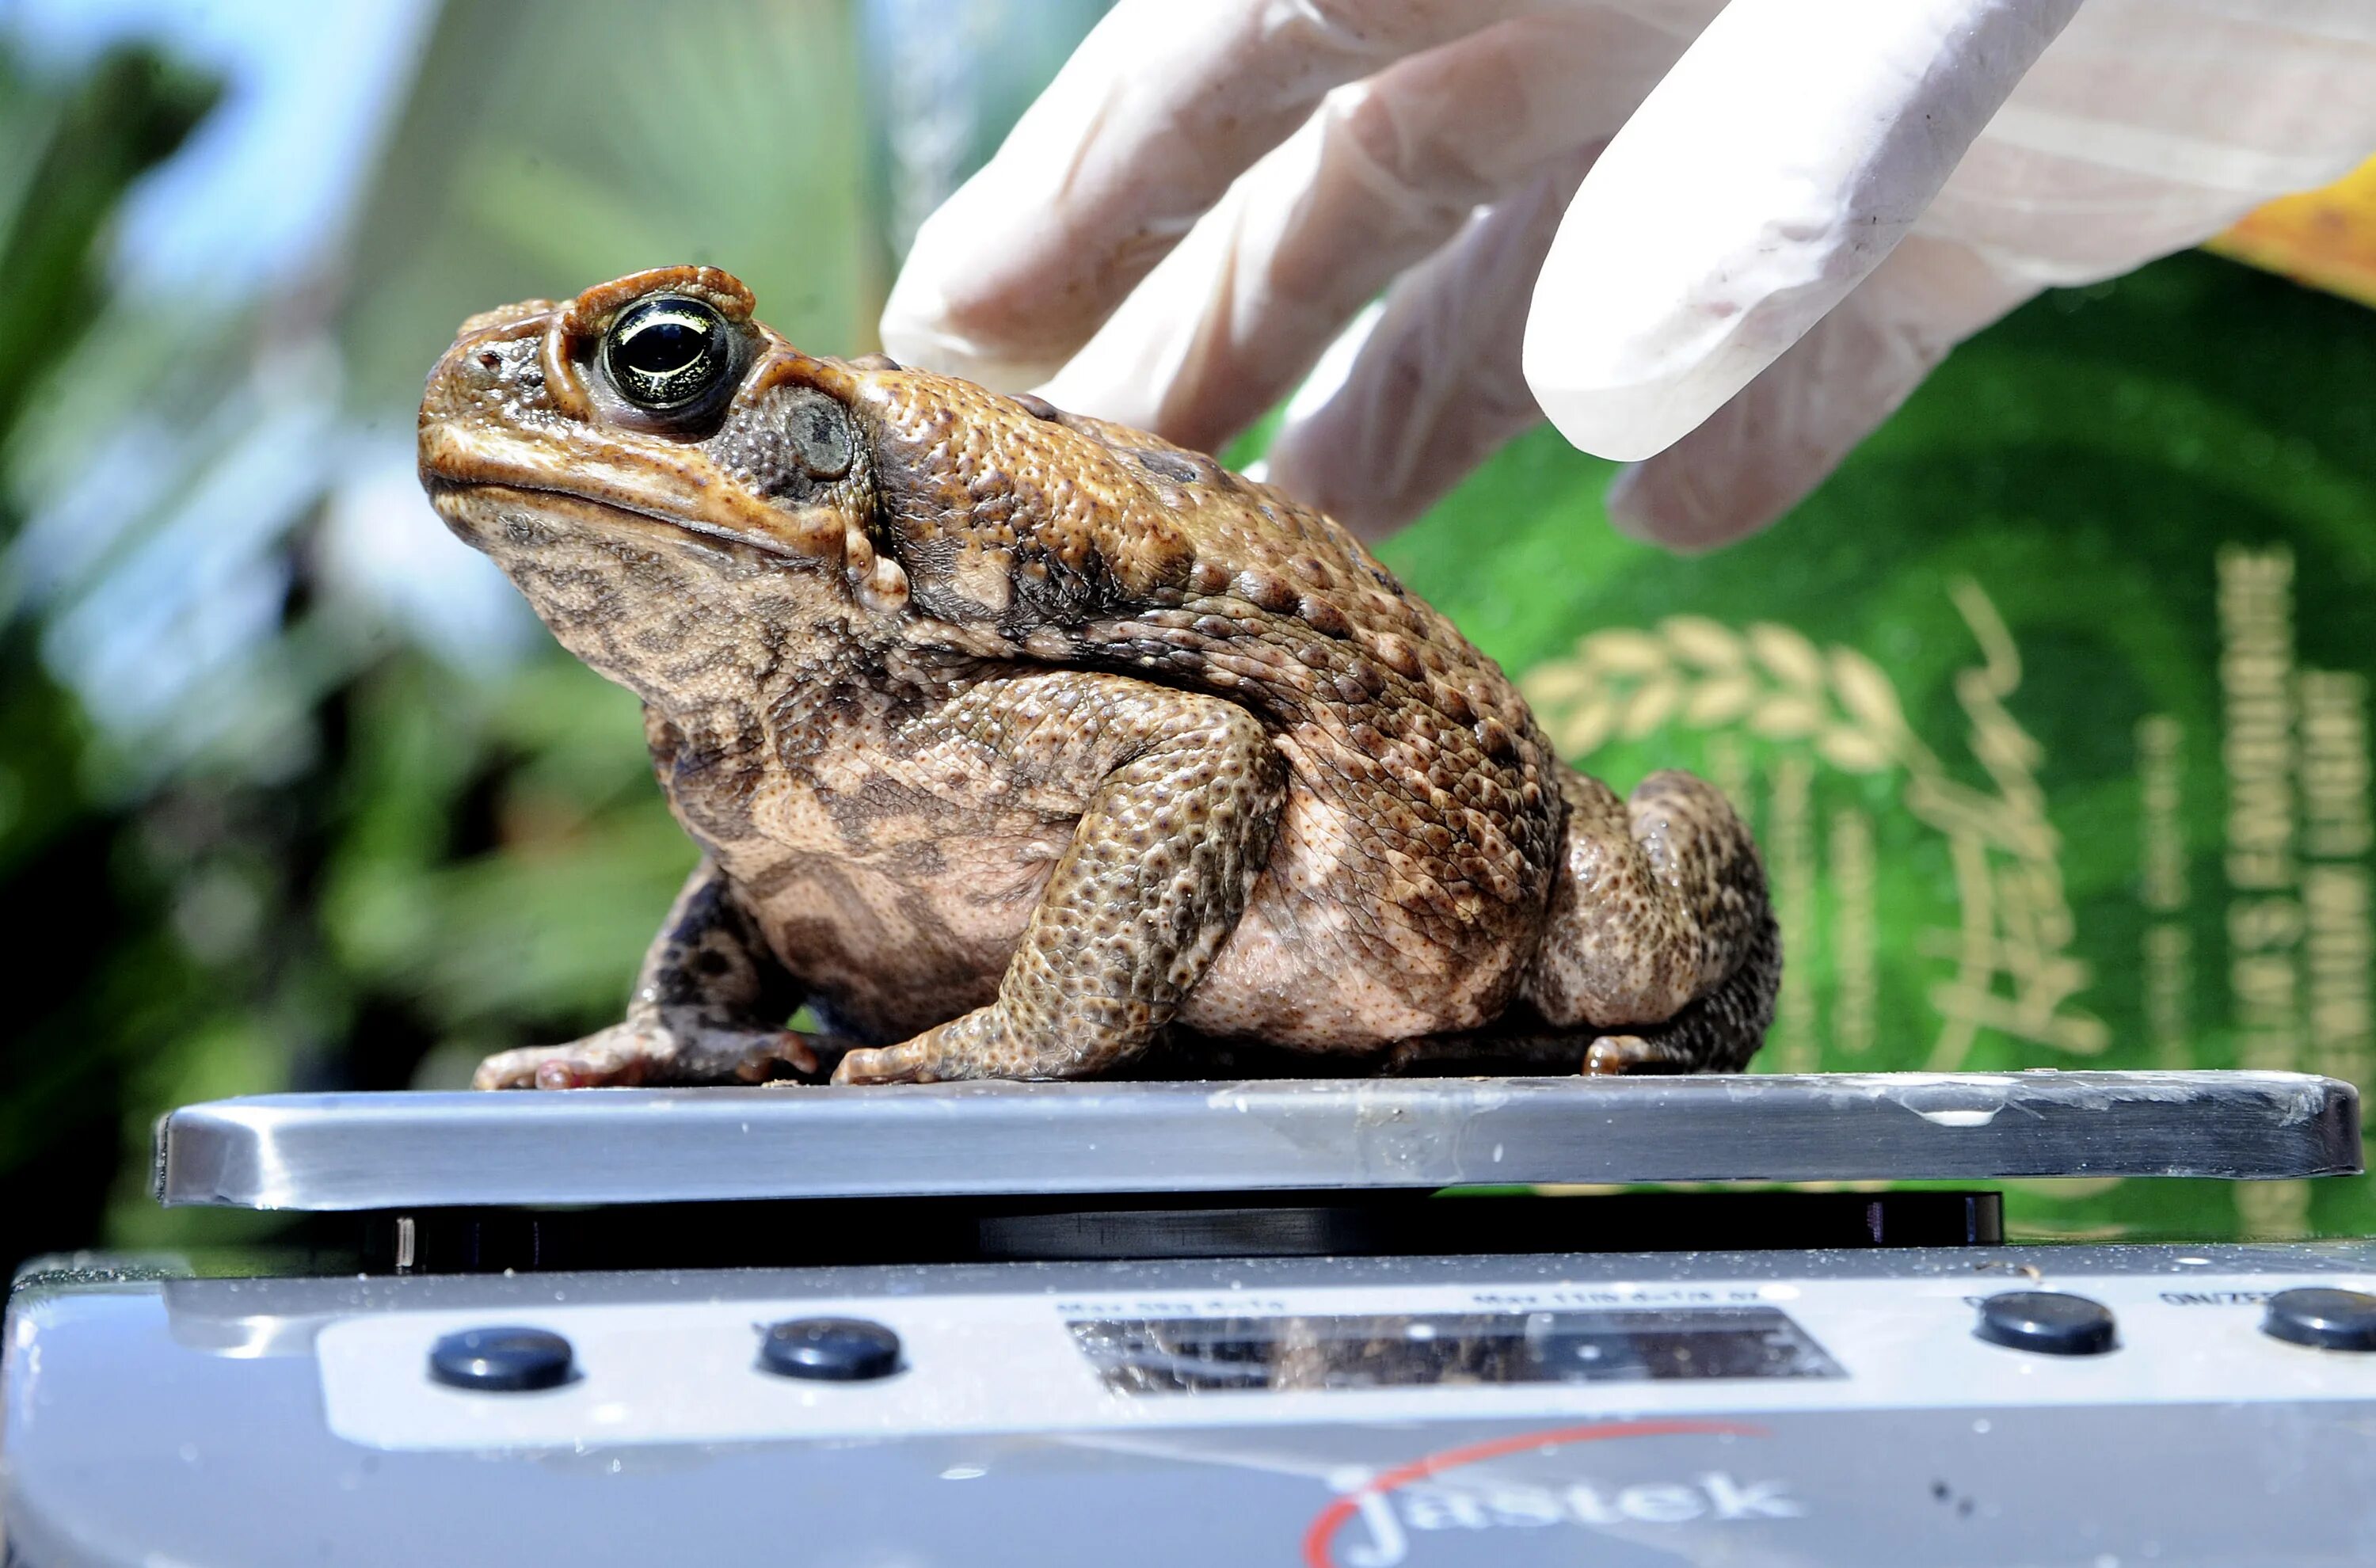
[426,476,812,564]
[417,406,846,562]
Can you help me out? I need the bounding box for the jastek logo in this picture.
[1304,1421,1800,1567]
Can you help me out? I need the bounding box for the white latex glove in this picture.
[881,0,2376,550]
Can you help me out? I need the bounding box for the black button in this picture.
[2263,1288,2376,1352]
[760,1317,902,1381]
[428,1326,575,1391]
[1974,1291,2118,1356]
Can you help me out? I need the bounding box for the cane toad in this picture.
[417,266,1778,1087]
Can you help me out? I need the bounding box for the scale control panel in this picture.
[315,1264,2376,1449]
[14,1246,2376,1567]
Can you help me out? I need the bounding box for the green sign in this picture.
[1376,252,2376,1242]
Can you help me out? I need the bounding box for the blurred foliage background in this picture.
[0,0,2370,1271]
[0,0,1103,1266]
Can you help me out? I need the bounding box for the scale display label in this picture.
[1069,1307,1844,1394]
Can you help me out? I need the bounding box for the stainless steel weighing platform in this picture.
[10,1068,2376,1566]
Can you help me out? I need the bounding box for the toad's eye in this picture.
[603,296,732,413]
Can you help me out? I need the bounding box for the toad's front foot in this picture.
[474,1011,821,1089]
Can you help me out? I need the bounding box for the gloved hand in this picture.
[880,0,2376,550]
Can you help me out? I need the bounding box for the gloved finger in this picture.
[1525,0,2085,464]
[879,0,1563,390]
[1604,235,2041,552]
[1262,147,1601,539]
[1605,0,2376,551]
[1908,0,2376,284]
[1034,7,1697,457]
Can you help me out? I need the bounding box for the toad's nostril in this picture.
[478,350,502,371]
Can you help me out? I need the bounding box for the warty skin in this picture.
[417,265,1777,1087]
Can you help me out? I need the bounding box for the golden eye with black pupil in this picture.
[603,295,731,413]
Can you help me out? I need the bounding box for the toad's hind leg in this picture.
[832,677,1287,1084]
[1522,770,1779,1073]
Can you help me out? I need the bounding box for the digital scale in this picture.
[6,1068,2375,1565]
